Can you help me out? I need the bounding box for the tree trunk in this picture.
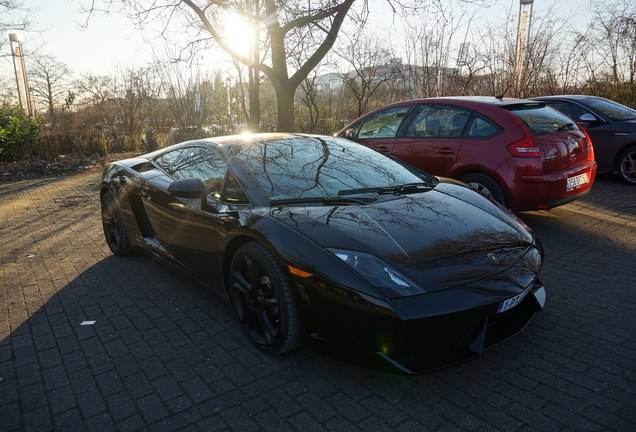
[274,83,295,131]
[248,66,260,131]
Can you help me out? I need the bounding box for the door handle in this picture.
[377,146,391,153]
[168,202,188,211]
[437,147,455,155]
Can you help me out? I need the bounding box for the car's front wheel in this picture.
[101,191,131,256]
[461,173,508,207]
[229,242,300,354]
[617,146,636,185]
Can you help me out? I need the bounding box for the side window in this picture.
[155,146,228,199]
[405,105,471,138]
[222,171,249,204]
[358,106,410,139]
[467,116,501,138]
[547,101,589,122]
[154,149,187,177]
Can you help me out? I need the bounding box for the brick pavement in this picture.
[0,172,635,431]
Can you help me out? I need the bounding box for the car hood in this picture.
[270,182,538,293]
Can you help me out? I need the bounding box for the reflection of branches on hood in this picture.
[408,228,530,268]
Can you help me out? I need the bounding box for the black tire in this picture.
[228,242,300,354]
[616,146,636,185]
[461,173,508,207]
[101,191,132,256]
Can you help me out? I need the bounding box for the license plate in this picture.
[497,288,531,314]
[566,173,589,191]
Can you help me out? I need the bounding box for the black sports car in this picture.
[100,133,546,373]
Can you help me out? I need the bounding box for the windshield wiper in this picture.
[338,182,435,197]
[269,196,377,206]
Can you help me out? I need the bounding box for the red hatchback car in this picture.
[337,97,597,212]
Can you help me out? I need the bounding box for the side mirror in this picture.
[579,113,599,123]
[168,177,205,198]
[344,128,357,139]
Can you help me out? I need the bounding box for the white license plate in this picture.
[497,288,531,314]
[566,173,589,191]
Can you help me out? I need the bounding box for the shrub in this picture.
[0,106,41,162]
[165,126,212,146]
[141,126,158,151]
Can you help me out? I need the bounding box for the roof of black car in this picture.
[532,95,597,100]
[396,96,544,107]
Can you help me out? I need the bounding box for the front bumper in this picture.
[378,281,546,373]
[295,275,546,374]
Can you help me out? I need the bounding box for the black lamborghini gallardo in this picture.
[100,133,546,373]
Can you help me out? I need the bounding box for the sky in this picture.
[2,0,593,82]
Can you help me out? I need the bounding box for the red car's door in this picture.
[391,104,471,176]
[391,137,463,176]
[351,105,411,155]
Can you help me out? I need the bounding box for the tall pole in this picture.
[9,32,33,116]
[514,0,534,97]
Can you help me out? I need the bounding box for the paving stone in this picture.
[106,391,138,422]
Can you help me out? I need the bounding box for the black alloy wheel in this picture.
[229,242,300,354]
[617,146,636,185]
[101,191,131,256]
[461,173,508,207]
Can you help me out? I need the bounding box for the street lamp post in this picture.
[514,0,534,97]
[9,32,34,116]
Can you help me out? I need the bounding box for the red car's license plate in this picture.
[566,173,589,191]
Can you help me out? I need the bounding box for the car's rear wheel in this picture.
[617,146,636,185]
[229,242,300,354]
[101,191,131,256]
[461,173,508,207]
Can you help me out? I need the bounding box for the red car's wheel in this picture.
[461,173,508,207]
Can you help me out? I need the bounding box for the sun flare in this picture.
[222,11,254,57]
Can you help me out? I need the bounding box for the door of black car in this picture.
[142,145,228,283]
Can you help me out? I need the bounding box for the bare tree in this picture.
[157,61,214,129]
[398,2,468,97]
[28,55,72,120]
[110,66,163,140]
[336,32,399,117]
[0,0,31,55]
[299,72,323,132]
[83,0,366,131]
[584,0,636,101]
[515,6,566,97]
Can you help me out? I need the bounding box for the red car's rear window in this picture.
[507,106,579,135]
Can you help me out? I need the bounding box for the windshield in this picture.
[584,97,636,121]
[508,105,579,135]
[230,136,434,201]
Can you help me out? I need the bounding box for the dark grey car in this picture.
[531,95,636,185]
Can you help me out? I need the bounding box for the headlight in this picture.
[328,248,425,298]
